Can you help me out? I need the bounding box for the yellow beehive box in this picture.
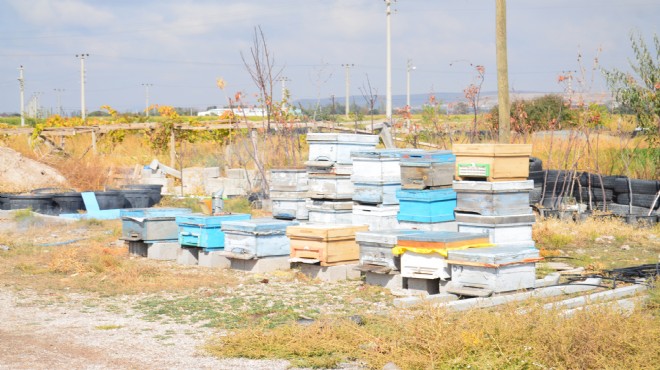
[452,144,532,182]
[287,223,369,266]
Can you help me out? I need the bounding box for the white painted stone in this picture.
[230,256,291,273]
[365,271,403,290]
[198,250,231,269]
[298,263,362,282]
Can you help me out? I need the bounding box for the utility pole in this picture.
[54,88,64,116]
[496,0,511,143]
[142,83,153,117]
[385,0,393,122]
[406,59,416,109]
[18,66,25,126]
[76,53,89,121]
[33,91,44,119]
[277,76,290,107]
[341,64,354,118]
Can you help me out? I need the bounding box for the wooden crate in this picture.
[287,224,369,266]
[351,149,421,183]
[352,203,399,231]
[452,144,532,182]
[353,182,401,205]
[453,180,534,216]
[308,174,354,200]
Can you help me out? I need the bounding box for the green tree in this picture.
[603,32,660,146]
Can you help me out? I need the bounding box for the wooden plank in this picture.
[396,237,490,249]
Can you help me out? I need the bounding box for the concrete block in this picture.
[365,271,403,290]
[403,277,440,296]
[298,263,362,282]
[177,247,199,265]
[393,296,423,308]
[198,250,231,269]
[397,221,458,232]
[426,293,459,304]
[230,256,290,273]
[147,242,179,261]
[128,241,148,257]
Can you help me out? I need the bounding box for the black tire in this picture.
[528,170,546,186]
[614,178,660,194]
[529,157,543,172]
[579,188,614,202]
[579,173,622,189]
[616,193,660,209]
[543,180,577,197]
[529,187,542,204]
[545,169,573,183]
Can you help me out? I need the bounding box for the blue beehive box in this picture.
[176,213,252,250]
[221,218,300,258]
[120,208,192,243]
[396,188,457,223]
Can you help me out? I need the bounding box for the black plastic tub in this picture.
[0,193,10,210]
[94,191,126,210]
[52,192,86,214]
[119,189,151,209]
[8,194,57,215]
[121,184,163,206]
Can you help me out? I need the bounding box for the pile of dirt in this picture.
[0,147,68,192]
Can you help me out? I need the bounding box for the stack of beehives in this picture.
[448,144,541,295]
[269,169,309,221]
[350,149,421,231]
[396,150,458,231]
[305,133,379,224]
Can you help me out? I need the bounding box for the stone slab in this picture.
[177,247,199,265]
[230,256,291,273]
[365,271,404,290]
[147,242,179,261]
[404,277,440,296]
[198,250,231,269]
[298,263,362,282]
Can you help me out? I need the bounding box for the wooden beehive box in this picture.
[356,229,424,272]
[287,223,369,266]
[452,144,532,182]
[269,169,308,192]
[306,199,353,224]
[400,150,456,189]
[396,188,457,223]
[448,246,540,293]
[397,231,491,280]
[270,191,308,220]
[220,218,299,258]
[121,208,192,243]
[353,182,401,205]
[453,180,534,216]
[307,133,379,164]
[351,149,422,183]
[176,213,251,250]
[308,174,354,200]
[352,203,399,231]
[455,213,536,244]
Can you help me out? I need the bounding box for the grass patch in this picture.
[207,303,660,369]
[95,324,123,330]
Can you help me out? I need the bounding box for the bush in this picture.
[489,94,577,133]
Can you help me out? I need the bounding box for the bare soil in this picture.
[0,147,67,193]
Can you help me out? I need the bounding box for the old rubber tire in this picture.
[614,178,660,194]
[579,173,622,189]
[616,193,660,209]
[529,157,543,172]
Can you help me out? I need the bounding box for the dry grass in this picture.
[207,299,660,369]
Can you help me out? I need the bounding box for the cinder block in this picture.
[128,241,148,257]
[177,247,199,265]
[230,256,290,273]
[198,250,231,269]
[393,296,423,308]
[147,242,179,261]
[404,277,440,296]
[298,263,362,282]
[426,293,459,304]
[365,271,404,290]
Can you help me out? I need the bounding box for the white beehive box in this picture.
[351,149,420,183]
[308,174,354,200]
[353,182,401,205]
[221,218,299,258]
[307,133,379,164]
[455,213,536,244]
[400,252,451,280]
[306,199,354,224]
[352,203,399,231]
[452,180,534,216]
[448,246,539,293]
[356,229,424,271]
[397,220,458,232]
[270,169,308,192]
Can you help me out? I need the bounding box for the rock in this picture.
[620,245,631,251]
[0,245,9,251]
[595,235,615,243]
[382,362,402,370]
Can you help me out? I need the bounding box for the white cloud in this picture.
[7,0,114,28]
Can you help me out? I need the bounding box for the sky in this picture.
[0,0,658,115]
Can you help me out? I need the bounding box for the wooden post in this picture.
[169,129,176,167]
[496,0,511,143]
[91,130,97,155]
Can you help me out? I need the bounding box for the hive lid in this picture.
[120,207,192,218]
[452,180,534,192]
[355,229,425,245]
[306,133,380,144]
[221,217,299,232]
[351,148,423,159]
[452,144,532,156]
[448,246,540,264]
[286,223,369,240]
[175,213,251,227]
[397,231,489,248]
[396,188,457,201]
[400,150,455,163]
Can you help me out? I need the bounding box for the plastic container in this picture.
[94,190,126,210]
[52,192,86,214]
[119,189,152,209]
[8,194,57,215]
[121,184,163,206]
